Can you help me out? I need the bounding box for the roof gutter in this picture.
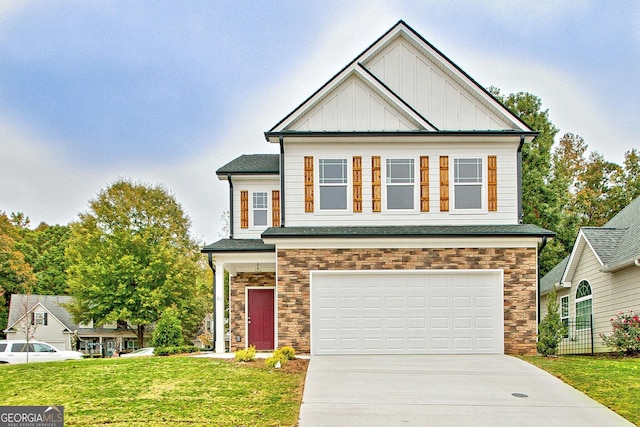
[279,135,285,227]
[227,175,234,239]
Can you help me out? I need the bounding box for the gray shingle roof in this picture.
[261,224,555,238]
[216,154,279,176]
[540,256,569,295]
[201,239,275,253]
[7,294,75,331]
[581,227,626,264]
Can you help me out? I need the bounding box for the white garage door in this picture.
[311,270,504,355]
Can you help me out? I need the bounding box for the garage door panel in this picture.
[311,271,503,355]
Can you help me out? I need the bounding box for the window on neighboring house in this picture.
[252,192,268,226]
[453,158,483,210]
[560,295,569,338]
[319,159,348,210]
[575,280,592,330]
[32,312,48,326]
[386,159,415,210]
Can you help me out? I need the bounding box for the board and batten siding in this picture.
[283,141,519,227]
[231,177,280,240]
[363,36,509,131]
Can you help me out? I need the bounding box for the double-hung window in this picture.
[560,295,569,338]
[319,159,348,210]
[386,159,415,210]
[453,158,483,210]
[32,312,48,326]
[252,192,268,226]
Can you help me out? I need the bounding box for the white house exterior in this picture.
[541,196,640,354]
[203,21,554,356]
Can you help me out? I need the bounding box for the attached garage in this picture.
[310,270,504,355]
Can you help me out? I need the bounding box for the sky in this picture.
[0,1,638,243]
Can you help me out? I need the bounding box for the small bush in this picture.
[601,311,640,355]
[279,346,296,360]
[537,288,566,356]
[151,308,184,348]
[235,346,256,362]
[154,345,199,356]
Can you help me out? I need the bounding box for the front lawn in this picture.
[0,356,308,426]
[522,356,640,425]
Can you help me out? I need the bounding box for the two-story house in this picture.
[202,20,554,356]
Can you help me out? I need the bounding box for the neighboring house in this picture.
[541,196,640,354]
[202,20,554,356]
[4,294,145,356]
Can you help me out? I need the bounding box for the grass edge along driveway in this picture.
[522,355,640,426]
[0,356,308,426]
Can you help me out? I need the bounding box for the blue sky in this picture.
[0,1,638,242]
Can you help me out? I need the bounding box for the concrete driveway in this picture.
[298,355,633,427]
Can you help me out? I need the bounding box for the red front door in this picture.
[248,288,275,350]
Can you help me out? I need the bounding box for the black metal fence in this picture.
[558,316,594,355]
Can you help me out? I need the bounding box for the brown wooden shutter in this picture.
[304,156,314,212]
[240,190,249,228]
[353,156,362,213]
[372,156,381,212]
[488,155,497,211]
[420,156,430,212]
[439,156,449,212]
[272,190,280,226]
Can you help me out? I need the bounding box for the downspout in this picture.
[537,236,548,328]
[227,174,234,239]
[279,135,285,227]
[517,134,525,224]
[207,253,217,351]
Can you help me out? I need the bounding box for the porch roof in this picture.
[201,238,275,253]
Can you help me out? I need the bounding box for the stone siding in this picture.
[276,247,538,355]
[229,272,275,352]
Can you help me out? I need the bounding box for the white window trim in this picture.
[560,295,570,338]
[382,157,419,213]
[250,191,270,229]
[450,156,487,214]
[575,280,593,331]
[316,158,351,213]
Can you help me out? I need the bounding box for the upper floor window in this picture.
[319,159,347,210]
[575,280,592,330]
[386,159,415,210]
[32,312,48,326]
[252,192,268,226]
[453,158,483,210]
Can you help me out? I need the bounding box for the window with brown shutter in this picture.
[272,190,280,226]
[439,156,449,211]
[372,156,381,212]
[420,156,429,212]
[240,190,249,228]
[488,155,497,211]
[353,156,362,212]
[304,156,314,212]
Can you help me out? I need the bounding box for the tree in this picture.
[537,288,566,356]
[151,307,184,348]
[65,179,202,347]
[0,213,36,336]
[20,223,71,295]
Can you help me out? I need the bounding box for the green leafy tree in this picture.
[151,307,184,348]
[20,223,71,295]
[0,213,36,336]
[537,288,566,356]
[66,179,202,347]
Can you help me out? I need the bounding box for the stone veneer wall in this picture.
[276,247,538,355]
[229,272,276,352]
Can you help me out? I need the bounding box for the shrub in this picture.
[601,311,640,355]
[537,288,566,356]
[235,345,256,362]
[279,346,296,360]
[154,345,199,356]
[151,308,184,348]
[265,347,296,368]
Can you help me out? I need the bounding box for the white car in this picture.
[0,340,84,364]
[120,347,154,358]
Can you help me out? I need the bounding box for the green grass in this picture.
[522,356,640,425]
[0,356,307,426]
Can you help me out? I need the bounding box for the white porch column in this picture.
[215,264,226,353]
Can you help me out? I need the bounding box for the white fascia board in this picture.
[214,252,276,267]
[263,236,541,250]
[561,230,604,284]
